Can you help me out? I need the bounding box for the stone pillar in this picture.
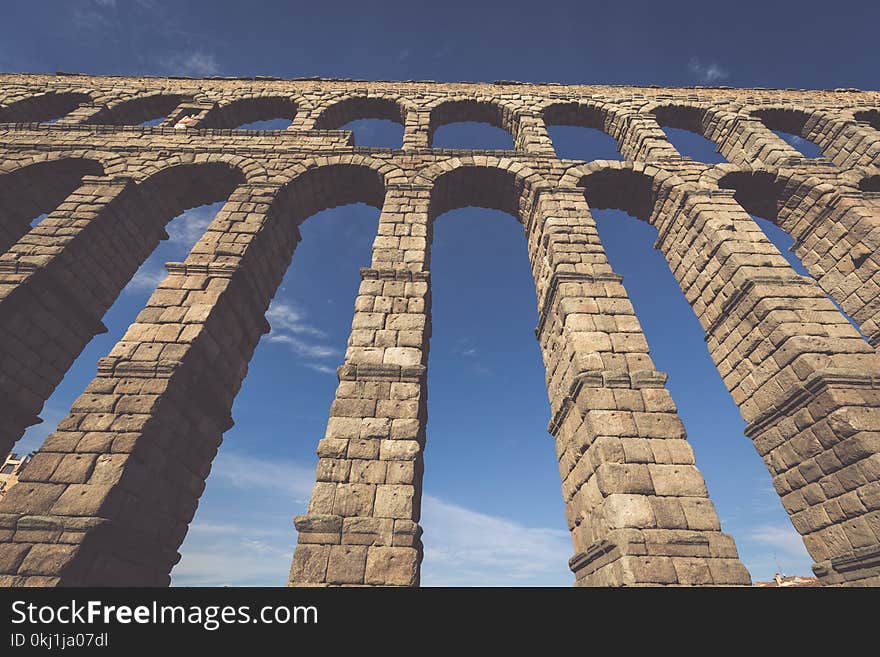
[0,184,286,585]
[514,112,557,156]
[162,101,216,128]
[654,187,880,585]
[712,114,806,167]
[616,113,681,162]
[775,187,880,344]
[526,188,751,586]
[289,185,431,587]
[0,175,139,458]
[802,115,880,170]
[401,111,430,151]
[55,104,105,125]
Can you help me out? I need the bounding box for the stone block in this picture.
[365,547,419,586]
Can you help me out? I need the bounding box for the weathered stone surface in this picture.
[0,73,876,588]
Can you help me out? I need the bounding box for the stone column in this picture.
[526,188,751,586]
[55,104,105,125]
[514,112,557,156]
[401,111,430,150]
[654,187,880,585]
[162,101,216,128]
[289,185,431,587]
[775,187,880,344]
[0,175,140,458]
[616,113,682,162]
[802,115,880,170]
[0,184,286,585]
[712,114,806,167]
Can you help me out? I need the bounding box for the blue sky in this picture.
[4,0,878,585]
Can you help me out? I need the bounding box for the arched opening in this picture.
[859,174,880,192]
[542,103,622,161]
[0,92,91,123]
[199,96,298,130]
[0,158,103,254]
[752,108,824,158]
[718,170,868,337]
[84,94,184,126]
[420,166,569,585]
[313,97,405,148]
[430,100,515,150]
[170,164,386,584]
[651,105,727,164]
[0,161,246,460]
[577,167,814,580]
[854,109,880,131]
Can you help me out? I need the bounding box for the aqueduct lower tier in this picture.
[0,74,878,586]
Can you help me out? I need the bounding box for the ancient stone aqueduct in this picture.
[0,73,877,588]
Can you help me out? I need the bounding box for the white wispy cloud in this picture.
[209,451,315,503]
[172,521,296,587]
[124,266,166,293]
[155,50,221,77]
[67,1,223,78]
[264,300,340,370]
[688,58,729,84]
[266,302,326,338]
[122,206,219,295]
[166,205,217,245]
[743,523,807,559]
[421,494,572,586]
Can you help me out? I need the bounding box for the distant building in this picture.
[0,453,31,500]
[755,573,820,587]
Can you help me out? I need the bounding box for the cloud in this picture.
[173,451,313,586]
[66,1,224,78]
[743,524,807,559]
[172,521,296,586]
[264,300,340,370]
[688,58,729,84]
[155,50,221,77]
[266,302,326,339]
[420,494,572,586]
[209,451,315,503]
[306,363,337,375]
[166,205,217,246]
[124,265,166,293]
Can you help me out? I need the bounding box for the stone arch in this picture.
[541,100,618,134]
[0,158,248,460]
[714,164,880,331]
[133,152,270,186]
[0,91,92,123]
[560,161,686,223]
[427,98,521,148]
[538,101,626,159]
[83,93,187,126]
[281,153,410,191]
[418,156,549,222]
[312,95,407,131]
[198,95,299,129]
[854,109,880,131]
[269,162,388,228]
[132,160,248,222]
[649,103,710,134]
[0,157,104,253]
[749,106,831,157]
